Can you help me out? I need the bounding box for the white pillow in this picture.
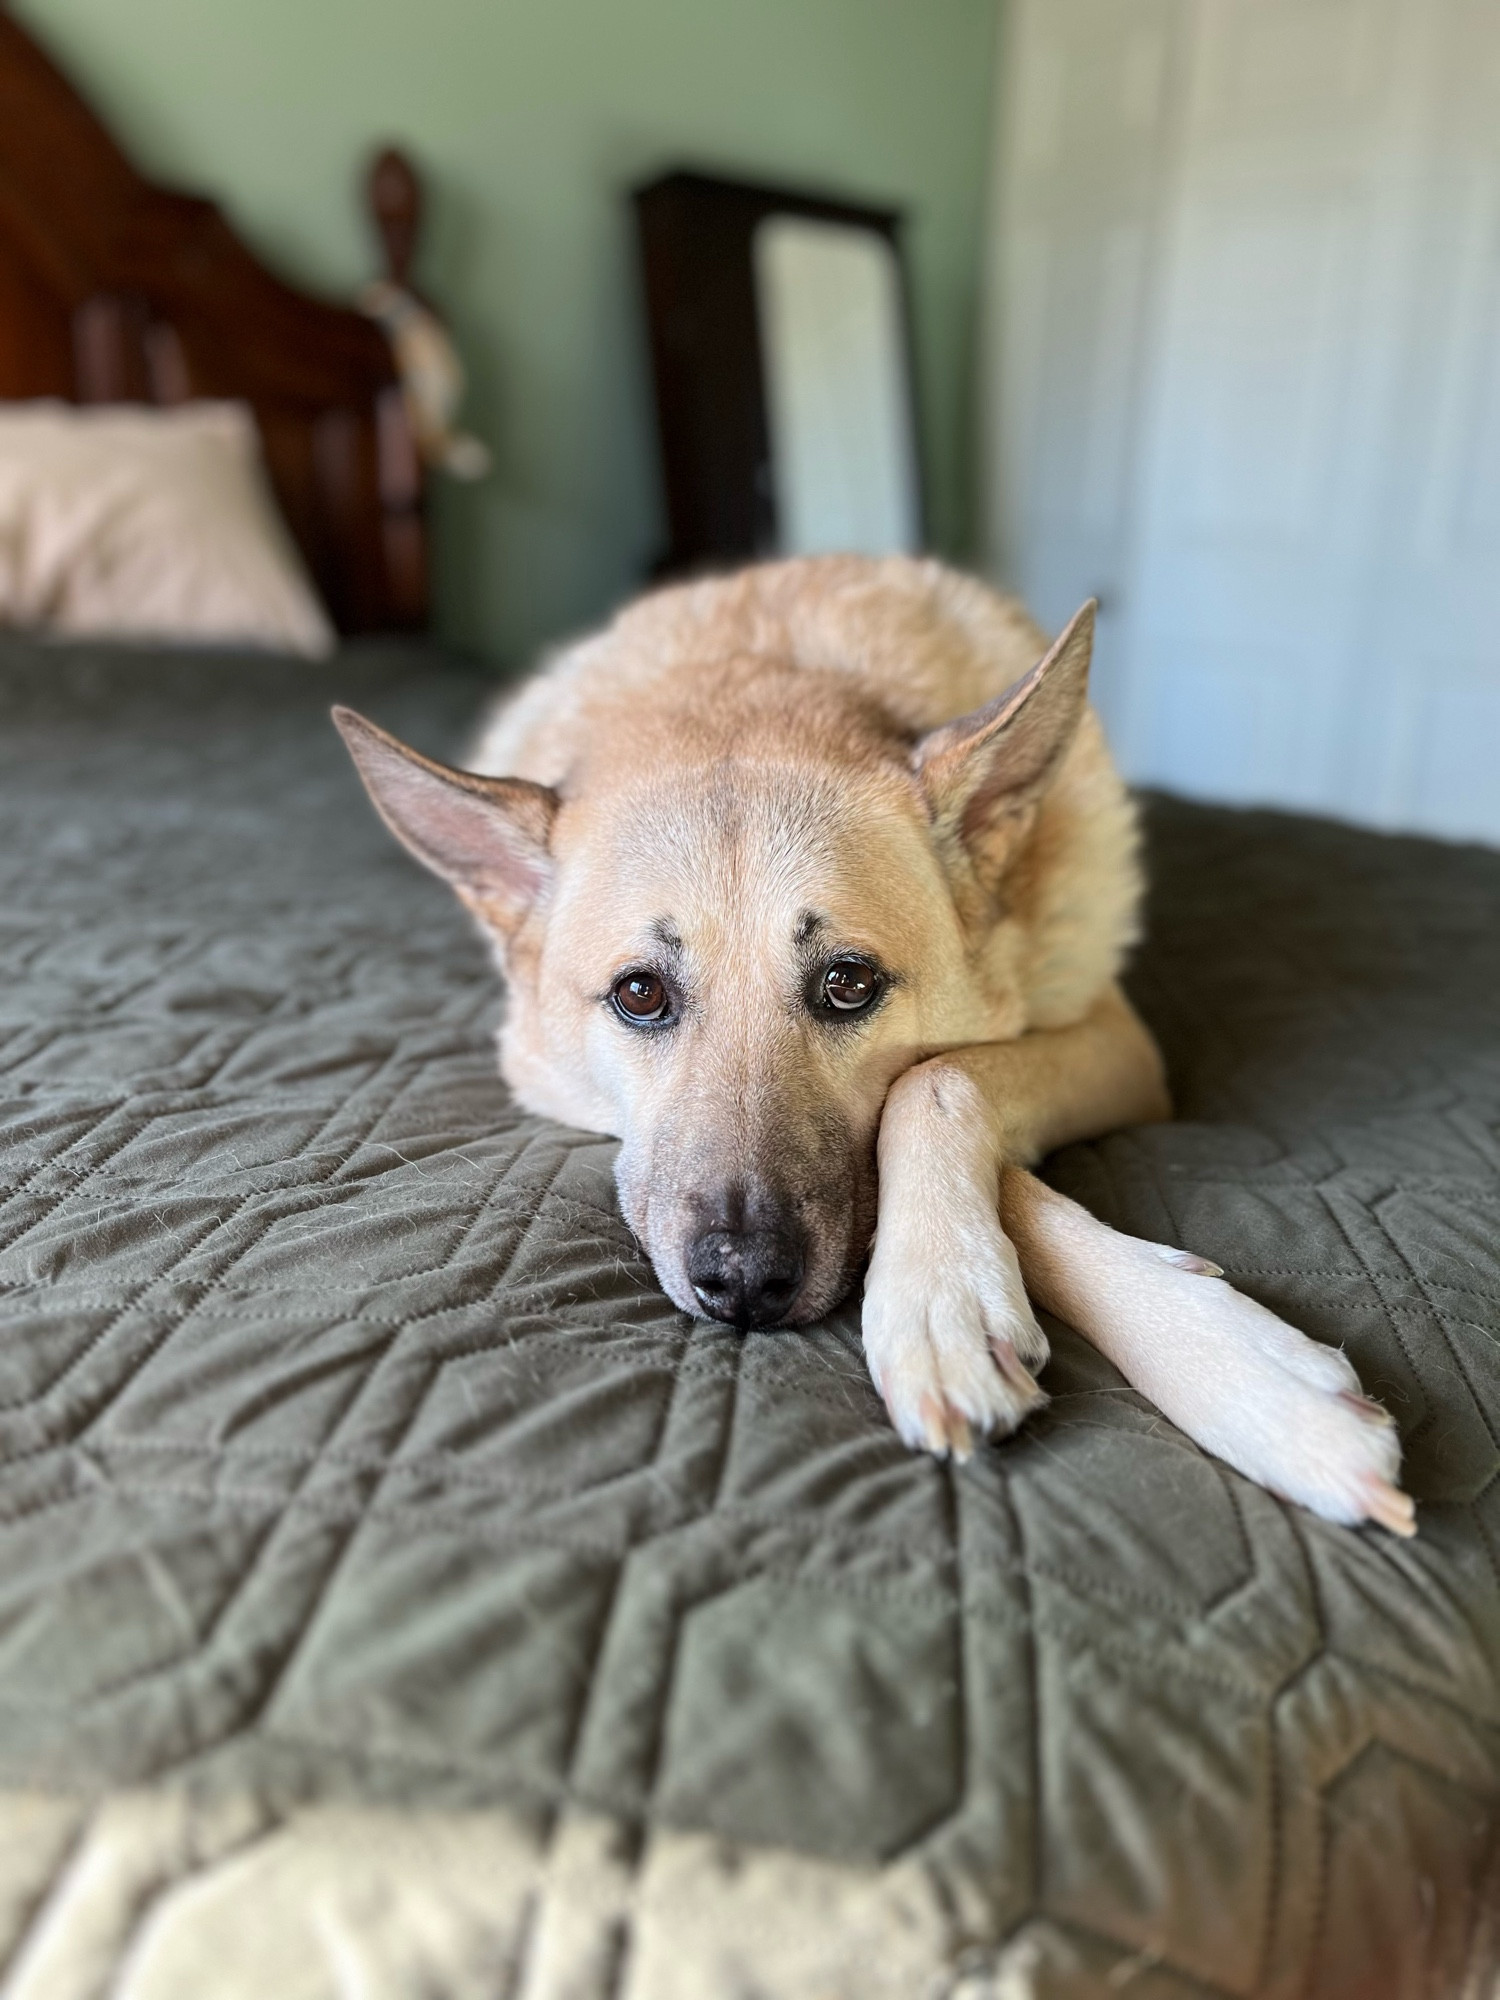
[0,400,335,658]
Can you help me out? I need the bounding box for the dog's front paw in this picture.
[862,1204,1049,1460]
[1112,1234,1416,1536]
[1194,1280,1414,1536]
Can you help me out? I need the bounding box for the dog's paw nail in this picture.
[1154,1245,1224,1278]
[988,1338,1043,1403]
[916,1392,951,1457]
[947,1411,974,1462]
[1362,1476,1417,1538]
[1338,1389,1395,1428]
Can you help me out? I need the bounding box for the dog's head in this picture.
[334,604,1097,1328]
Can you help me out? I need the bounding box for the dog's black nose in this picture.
[686,1218,805,1328]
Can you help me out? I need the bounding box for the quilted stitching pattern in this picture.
[0,639,1496,1997]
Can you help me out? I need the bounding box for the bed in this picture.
[0,634,1496,1999]
[2,16,1498,2000]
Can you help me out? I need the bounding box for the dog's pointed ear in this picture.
[332,707,557,933]
[914,600,1095,885]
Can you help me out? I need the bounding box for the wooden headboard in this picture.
[0,9,427,635]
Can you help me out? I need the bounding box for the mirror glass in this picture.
[753,215,920,557]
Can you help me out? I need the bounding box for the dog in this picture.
[335,555,1413,1536]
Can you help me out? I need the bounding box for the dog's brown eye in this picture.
[612,971,670,1024]
[820,959,878,1013]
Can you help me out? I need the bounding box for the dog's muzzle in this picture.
[684,1185,806,1329]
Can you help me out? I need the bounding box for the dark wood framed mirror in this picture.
[634,169,924,578]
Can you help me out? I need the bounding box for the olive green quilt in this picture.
[0,638,1495,1998]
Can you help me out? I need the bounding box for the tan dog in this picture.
[335,556,1413,1535]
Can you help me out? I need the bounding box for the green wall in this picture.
[15,0,998,667]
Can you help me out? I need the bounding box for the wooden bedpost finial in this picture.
[359,142,489,481]
[367,146,423,290]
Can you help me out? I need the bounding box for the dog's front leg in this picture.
[863,985,1168,1457]
[863,986,1414,1535]
[997,1169,1413,1534]
[861,1053,1051,1457]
